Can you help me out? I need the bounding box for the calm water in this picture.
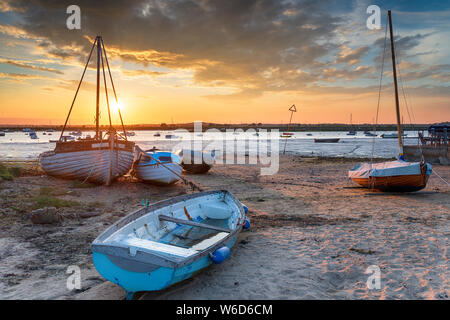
[0,130,420,161]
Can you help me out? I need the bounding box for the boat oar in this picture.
[158,215,232,233]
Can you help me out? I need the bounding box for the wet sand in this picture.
[0,156,448,300]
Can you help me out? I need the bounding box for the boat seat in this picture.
[191,232,229,251]
[200,202,233,219]
[117,236,198,258]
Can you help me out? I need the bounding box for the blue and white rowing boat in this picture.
[133,146,182,185]
[91,190,250,299]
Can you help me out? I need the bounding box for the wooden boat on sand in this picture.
[91,190,250,299]
[348,11,432,192]
[349,160,431,192]
[40,36,134,185]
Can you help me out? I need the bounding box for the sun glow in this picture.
[111,100,124,113]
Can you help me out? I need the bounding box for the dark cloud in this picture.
[4,0,446,99]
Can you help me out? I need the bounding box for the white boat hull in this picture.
[135,162,182,185]
[40,148,134,185]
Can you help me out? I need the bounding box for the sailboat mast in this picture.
[96,36,101,140]
[388,10,403,157]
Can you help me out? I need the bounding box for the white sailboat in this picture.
[40,36,135,185]
[348,11,432,192]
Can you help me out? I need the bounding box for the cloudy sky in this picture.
[0,0,448,125]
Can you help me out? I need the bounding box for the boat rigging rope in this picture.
[145,153,204,192]
[371,18,389,166]
[368,18,388,190]
[394,28,426,161]
[101,38,128,140]
[59,38,97,141]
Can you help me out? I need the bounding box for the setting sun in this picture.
[111,100,124,114]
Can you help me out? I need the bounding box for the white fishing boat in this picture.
[381,132,407,139]
[133,146,182,185]
[40,36,135,185]
[92,190,250,299]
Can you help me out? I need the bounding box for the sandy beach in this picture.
[0,156,448,300]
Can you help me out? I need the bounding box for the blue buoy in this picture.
[243,217,251,230]
[210,246,230,264]
[242,204,248,214]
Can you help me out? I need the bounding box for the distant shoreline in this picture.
[0,123,432,132]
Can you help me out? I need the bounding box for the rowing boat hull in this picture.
[351,172,429,192]
[91,190,247,299]
[92,234,239,298]
[134,162,182,185]
[40,140,134,185]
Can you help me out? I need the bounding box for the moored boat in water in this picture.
[91,190,249,299]
[314,138,340,143]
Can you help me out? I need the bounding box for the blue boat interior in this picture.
[159,217,229,249]
[101,192,242,261]
[139,151,181,166]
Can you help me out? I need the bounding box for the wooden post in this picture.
[283,104,297,155]
[388,10,403,157]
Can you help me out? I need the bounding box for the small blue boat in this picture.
[92,190,249,299]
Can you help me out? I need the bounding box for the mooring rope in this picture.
[145,152,204,192]
[432,170,450,186]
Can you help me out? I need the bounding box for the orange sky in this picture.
[0,1,448,125]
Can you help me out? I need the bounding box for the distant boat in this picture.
[132,146,182,185]
[126,131,136,137]
[280,132,294,138]
[175,149,215,174]
[29,131,38,139]
[154,132,161,137]
[0,131,5,137]
[380,133,407,139]
[91,190,249,299]
[348,10,431,192]
[59,135,75,142]
[347,114,357,135]
[306,133,313,136]
[40,36,135,185]
[165,134,178,139]
[70,130,82,136]
[23,128,30,133]
[365,132,377,137]
[314,138,340,143]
